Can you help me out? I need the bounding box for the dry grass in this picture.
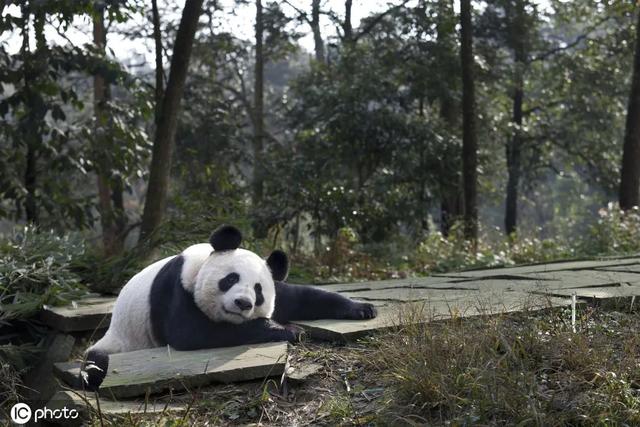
[368,301,640,426]
[81,341,384,426]
[37,302,640,426]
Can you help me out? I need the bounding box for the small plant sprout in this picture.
[571,292,577,333]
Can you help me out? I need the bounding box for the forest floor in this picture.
[82,300,640,426]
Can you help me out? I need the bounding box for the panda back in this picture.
[107,255,177,351]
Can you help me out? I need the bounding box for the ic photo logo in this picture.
[10,403,79,424]
[10,403,31,424]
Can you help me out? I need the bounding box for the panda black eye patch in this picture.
[218,273,240,292]
[254,283,264,306]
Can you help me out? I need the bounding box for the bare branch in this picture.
[352,0,411,43]
[281,0,312,25]
[528,15,614,63]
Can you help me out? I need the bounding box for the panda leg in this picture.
[272,281,377,323]
[78,333,123,391]
[166,317,301,351]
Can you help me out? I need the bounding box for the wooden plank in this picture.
[295,292,570,342]
[40,296,114,332]
[316,276,462,293]
[339,288,479,303]
[596,264,640,274]
[55,342,288,399]
[46,390,186,418]
[452,271,640,291]
[436,258,640,279]
[528,270,640,287]
[534,284,640,300]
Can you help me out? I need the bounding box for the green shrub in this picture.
[0,226,89,413]
[0,226,88,320]
[581,203,640,255]
[410,223,574,274]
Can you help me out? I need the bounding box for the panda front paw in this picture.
[346,302,377,320]
[282,323,305,343]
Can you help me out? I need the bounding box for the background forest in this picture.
[3,0,640,415]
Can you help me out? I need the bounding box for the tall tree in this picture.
[93,4,126,255]
[311,0,325,62]
[151,0,164,124]
[619,9,640,210]
[20,4,48,225]
[253,0,266,236]
[504,0,529,235]
[343,0,353,42]
[460,0,478,241]
[140,0,204,240]
[434,0,463,236]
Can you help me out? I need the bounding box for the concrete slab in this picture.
[294,292,570,342]
[435,258,640,279]
[40,296,114,332]
[534,284,640,300]
[55,342,288,399]
[528,270,640,287]
[46,390,186,419]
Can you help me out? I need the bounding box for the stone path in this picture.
[44,255,640,406]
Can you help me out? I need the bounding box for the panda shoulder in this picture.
[180,243,213,293]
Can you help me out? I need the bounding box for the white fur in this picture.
[88,255,175,354]
[194,248,276,324]
[180,243,214,293]
[87,244,276,355]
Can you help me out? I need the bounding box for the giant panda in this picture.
[81,225,377,390]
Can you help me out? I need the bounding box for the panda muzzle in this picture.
[234,298,253,311]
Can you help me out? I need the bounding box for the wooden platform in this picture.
[43,255,640,400]
[40,296,114,332]
[41,256,640,342]
[46,390,186,418]
[55,342,288,399]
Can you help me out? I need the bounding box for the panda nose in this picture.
[234,298,253,311]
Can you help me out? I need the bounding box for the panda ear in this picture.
[266,250,289,281]
[209,225,242,251]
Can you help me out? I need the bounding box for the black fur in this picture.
[218,272,240,291]
[80,349,109,392]
[149,255,299,351]
[272,281,377,323]
[254,283,265,306]
[209,225,242,251]
[266,250,289,281]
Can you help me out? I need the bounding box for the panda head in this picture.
[192,225,288,324]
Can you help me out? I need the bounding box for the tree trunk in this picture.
[24,145,38,224]
[619,10,640,210]
[343,0,353,42]
[459,0,478,241]
[140,0,204,241]
[505,84,523,235]
[23,6,47,225]
[311,0,325,62]
[504,0,526,236]
[152,0,164,125]
[436,0,462,236]
[93,5,125,256]
[253,0,266,237]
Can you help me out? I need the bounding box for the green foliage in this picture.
[0,226,88,321]
[583,203,640,255]
[272,33,460,242]
[411,223,575,273]
[0,1,151,230]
